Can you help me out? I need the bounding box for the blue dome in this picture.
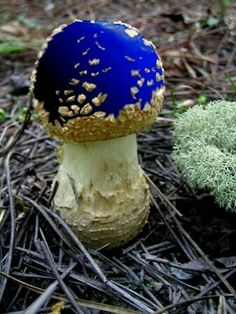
[33,20,164,126]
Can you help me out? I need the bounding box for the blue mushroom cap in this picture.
[32,20,165,142]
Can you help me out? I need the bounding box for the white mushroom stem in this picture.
[53,134,150,248]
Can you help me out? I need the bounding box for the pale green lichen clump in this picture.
[172,100,236,211]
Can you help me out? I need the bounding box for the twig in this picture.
[0,271,139,314]
[0,152,16,303]
[24,262,77,314]
[0,95,33,158]
[153,294,234,314]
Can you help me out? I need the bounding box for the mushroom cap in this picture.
[31,20,164,142]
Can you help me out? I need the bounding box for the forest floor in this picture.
[0,0,236,313]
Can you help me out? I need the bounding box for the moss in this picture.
[172,100,236,211]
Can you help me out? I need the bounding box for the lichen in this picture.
[172,100,236,211]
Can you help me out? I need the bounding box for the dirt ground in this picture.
[0,0,236,313]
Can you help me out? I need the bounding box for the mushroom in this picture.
[31,20,165,248]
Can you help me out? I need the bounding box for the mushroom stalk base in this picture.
[53,134,150,248]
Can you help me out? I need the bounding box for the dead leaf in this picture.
[216,256,236,268]
[161,49,217,63]
[182,58,197,78]
[175,84,196,92]
[49,301,65,314]
[0,21,28,37]
[181,258,212,271]
[170,267,193,280]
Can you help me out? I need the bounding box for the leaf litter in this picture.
[0,0,236,313]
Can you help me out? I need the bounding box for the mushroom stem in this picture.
[53,134,150,248]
